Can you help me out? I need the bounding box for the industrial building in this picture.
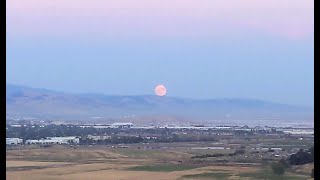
[87,135,111,141]
[25,136,80,145]
[111,123,133,128]
[47,136,80,144]
[6,138,23,145]
[25,139,63,145]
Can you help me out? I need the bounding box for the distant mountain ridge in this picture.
[6,84,314,122]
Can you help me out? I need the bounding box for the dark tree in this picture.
[288,148,313,165]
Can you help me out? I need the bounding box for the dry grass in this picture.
[292,163,314,175]
[6,146,256,180]
[6,146,310,180]
[6,161,73,168]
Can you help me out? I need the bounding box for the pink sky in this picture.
[7,0,314,40]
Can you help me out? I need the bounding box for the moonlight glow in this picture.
[155,85,167,96]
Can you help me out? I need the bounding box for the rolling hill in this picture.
[6,84,313,124]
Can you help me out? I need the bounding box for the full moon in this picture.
[155,84,167,96]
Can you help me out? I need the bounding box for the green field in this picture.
[181,172,232,179]
[238,169,310,180]
[126,164,199,172]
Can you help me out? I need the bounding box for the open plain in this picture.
[7,140,313,180]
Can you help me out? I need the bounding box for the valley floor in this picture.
[6,142,313,180]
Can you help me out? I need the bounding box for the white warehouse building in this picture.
[47,136,80,144]
[25,139,63,145]
[25,136,80,145]
[6,138,23,145]
[111,123,133,129]
[87,135,111,141]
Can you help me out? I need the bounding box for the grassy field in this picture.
[238,169,310,180]
[126,164,199,172]
[6,142,313,180]
[180,172,232,179]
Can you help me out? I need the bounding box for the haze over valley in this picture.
[6,84,313,127]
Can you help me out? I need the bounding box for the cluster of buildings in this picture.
[6,122,314,146]
[280,128,314,135]
[87,135,111,141]
[6,138,23,145]
[80,122,133,129]
[6,137,79,145]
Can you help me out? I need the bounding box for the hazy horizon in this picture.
[6,83,314,109]
[7,0,314,107]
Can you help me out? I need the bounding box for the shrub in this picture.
[271,162,285,175]
[279,158,291,168]
[191,154,225,159]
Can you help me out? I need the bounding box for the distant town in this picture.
[6,119,313,147]
[6,118,314,179]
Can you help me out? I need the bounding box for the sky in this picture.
[6,0,314,107]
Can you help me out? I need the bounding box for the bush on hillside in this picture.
[271,162,285,176]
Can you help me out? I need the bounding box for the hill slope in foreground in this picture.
[6,84,313,125]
